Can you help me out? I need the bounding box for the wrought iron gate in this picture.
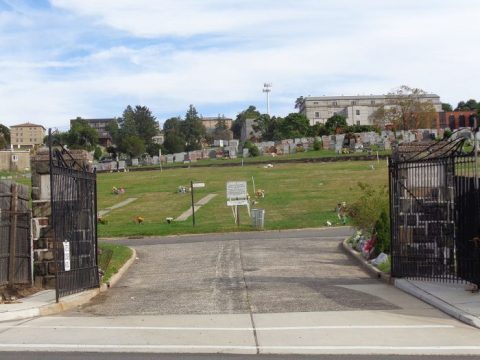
[49,138,99,301]
[390,138,480,286]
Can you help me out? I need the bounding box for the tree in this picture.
[0,124,10,149]
[67,119,99,150]
[455,99,478,111]
[325,114,347,134]
[232,105,260,139]
[252,114,281,141]
[308,123,329,137]
[116,105,158,156]
[122,136,145,158]
[278,113,310,139]
[371,85,437,130]
[213,118,233,140]
[294,96,305,109]
[182,105,206,151]
[163,117,186,154]
[442,103,453,112]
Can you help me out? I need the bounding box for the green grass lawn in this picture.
[98,242,133,283]
[97,159,389,238]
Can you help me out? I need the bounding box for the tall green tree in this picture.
[182,105,206,151]
[278,113,310,139]
[0,124,10,149]
[163,117,186,154]
[325,114,348,134]
[294,96,305,109]
[442,103,453,112]
[371,85,436,130]
[67,119,99,150]
[232,105,260,139]
[117,105,158,156]
[213,118,233,140]
[252,114,281,141]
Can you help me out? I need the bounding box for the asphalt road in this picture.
[74,227,395,316]
[1,228,480,356]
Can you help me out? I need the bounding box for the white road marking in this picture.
[0,324,455,331]
[1,344,480,351]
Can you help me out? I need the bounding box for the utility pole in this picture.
[263,83,272,115]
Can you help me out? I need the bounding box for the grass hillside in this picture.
[96,160,388,238]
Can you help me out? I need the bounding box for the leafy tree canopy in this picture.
[371,85,436,130]
[67,119,99,151]
[232,105,260,139]
[325,114,348,133]
[252,114,281,141]
[278,113,310,139]
[182,105,206,151]
[442,103,453,112]
[0,124,10,149]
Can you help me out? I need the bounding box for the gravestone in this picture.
[131,158,139,166]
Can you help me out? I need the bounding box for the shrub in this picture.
[349,182,389,234]
[374,210,390,254]
[248,144,260,157]
[313,139,322,151]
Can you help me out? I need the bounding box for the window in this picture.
[356,121,360,126]
[315,112,320,118]
[356,110,360,116]
[351,101,356,105]
[371,100,375,105]
[332,101,337,106]
[313,102,318,105]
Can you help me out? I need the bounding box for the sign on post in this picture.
[63,241,71,272]
[226,181,250,224]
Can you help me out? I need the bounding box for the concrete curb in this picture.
[1,247,137,322]
[341,238,392,284]
[101,226,353,242]
[394,279,480,329]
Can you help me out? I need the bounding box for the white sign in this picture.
[226,181,247,199]
[227,199,249,206]
[192,182,206,189]
[63,241,71,272]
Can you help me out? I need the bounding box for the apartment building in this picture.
[10,122,46,148]
[298,94,442,126]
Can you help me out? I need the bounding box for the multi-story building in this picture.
[70,118,117,147]
[435,111,477,130]
[201,117,233,133]
[298,94,443,126]
[10,123,46,149]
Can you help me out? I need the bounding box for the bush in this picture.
[248,144,260,157]
[93,146,102,160]
[313,139,322,151]
[374,210,390,254]
[349,182,389,234]
[243,141,260,157]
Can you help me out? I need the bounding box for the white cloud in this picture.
[0,0,479,128]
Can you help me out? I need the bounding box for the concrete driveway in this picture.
[72,227,397,316]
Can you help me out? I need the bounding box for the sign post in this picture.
[190,181,195,227]
[226,181,250,225]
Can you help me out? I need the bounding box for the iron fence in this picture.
[49,135,99,301]
[390,139,480,286]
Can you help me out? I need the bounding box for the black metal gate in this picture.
[49,137,99,301]
[390,138,480,286]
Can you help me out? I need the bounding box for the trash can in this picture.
[251,208,265,229]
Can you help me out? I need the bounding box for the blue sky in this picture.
[0,0,479,130]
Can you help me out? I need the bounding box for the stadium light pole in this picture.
[263,83,272,115]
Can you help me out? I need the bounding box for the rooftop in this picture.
[10,122,46,129]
